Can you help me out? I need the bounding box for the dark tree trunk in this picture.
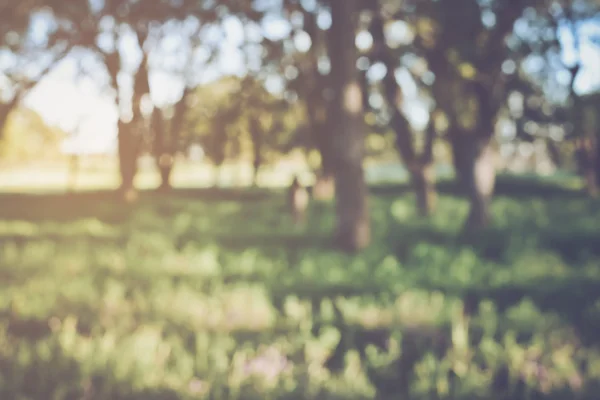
[117,120,140,201]
[574,142,598,198]
[152,85,189,192]
[249,117,263,188]
[158,162,173,192]
[312,114,336,201]
[575,138,598,197]
[117,46,149,201]
[387,92,437,217]
[329,0,370,252]
[314,122,335,176]
[310,110,336,200]
[546,139,563,169]
[303,9,335,200]
[567,65,598,197]
[585,167,598,198]
[312,90,335,179]
[595,135,600,188]
[0,98,18,140]
[416,120,437,216]
[152,107,173,191]
[162,87,189,190]
[156,146,174,192]
[252,163,260,187]
[446,76,500,232]
[410,164,436,217]
[371,7,438,216]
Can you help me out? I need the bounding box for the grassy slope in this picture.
[1,176,600,399]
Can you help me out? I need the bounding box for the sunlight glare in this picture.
[385,20,414,47]
[356,31,373,51]
[261,14,292,41]
[294,31,312,53]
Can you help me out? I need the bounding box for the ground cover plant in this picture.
[1,175,600,400]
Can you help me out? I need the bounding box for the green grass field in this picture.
[1,175,600,399]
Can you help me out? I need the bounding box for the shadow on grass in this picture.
[212,232,332,250]
[415,276,600,345]
[0,187,277,223]
[371,173,585,199]
[0,232,124,249]
[0,350,185,400]
[388,220,600,265]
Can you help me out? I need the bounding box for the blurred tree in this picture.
[329,0,371,252]
[408,0,548,230]
[366,1,438,216]
[39,0,223,198]
[0,2,76,140]
[0,107,66,163]
[183,77,241,186]
[285,1,337,198]
[242,78,290,186]
[150,87,190,192]
[498,0,600,190]
[554,0,600,195]
[183,71,300,187]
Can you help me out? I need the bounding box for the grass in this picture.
[0,157,458,192]
[1,174,600,399]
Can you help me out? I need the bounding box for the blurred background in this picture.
[2,0,600,399]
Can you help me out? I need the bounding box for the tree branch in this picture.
[370,2,416,164]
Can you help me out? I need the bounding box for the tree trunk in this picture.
[313,114,336,201]
[0,99,18,140]
[410,164,436,217]
[158,155,174,192]
[329,0,370,252]
[311,117,336,201]
[249,117,263,188]
[303,6,336,201]
[585,166,597,197]
[414,119,438,216]
[371,7,439,217]
[576,138,598,197]
[152,108,171,191]
[117,46,149,201]
[544,139,562,169]
[117,120,140,202]
[585,143,598,197]
[158,86,189,191]
[159,168,173,191]
[453,136,497,231]
[596,135,600,188]
[252,163,260,187]
[567,66,598,197]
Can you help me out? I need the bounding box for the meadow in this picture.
[1,173,600,399]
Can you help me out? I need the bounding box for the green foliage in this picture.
[0,107,66,162]
[184,75,302,166]
[1,176,600,399]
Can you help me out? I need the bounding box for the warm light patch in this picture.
[343,82,363,114]
[458,63,477,80]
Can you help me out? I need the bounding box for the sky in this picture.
[19,9,600,155]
